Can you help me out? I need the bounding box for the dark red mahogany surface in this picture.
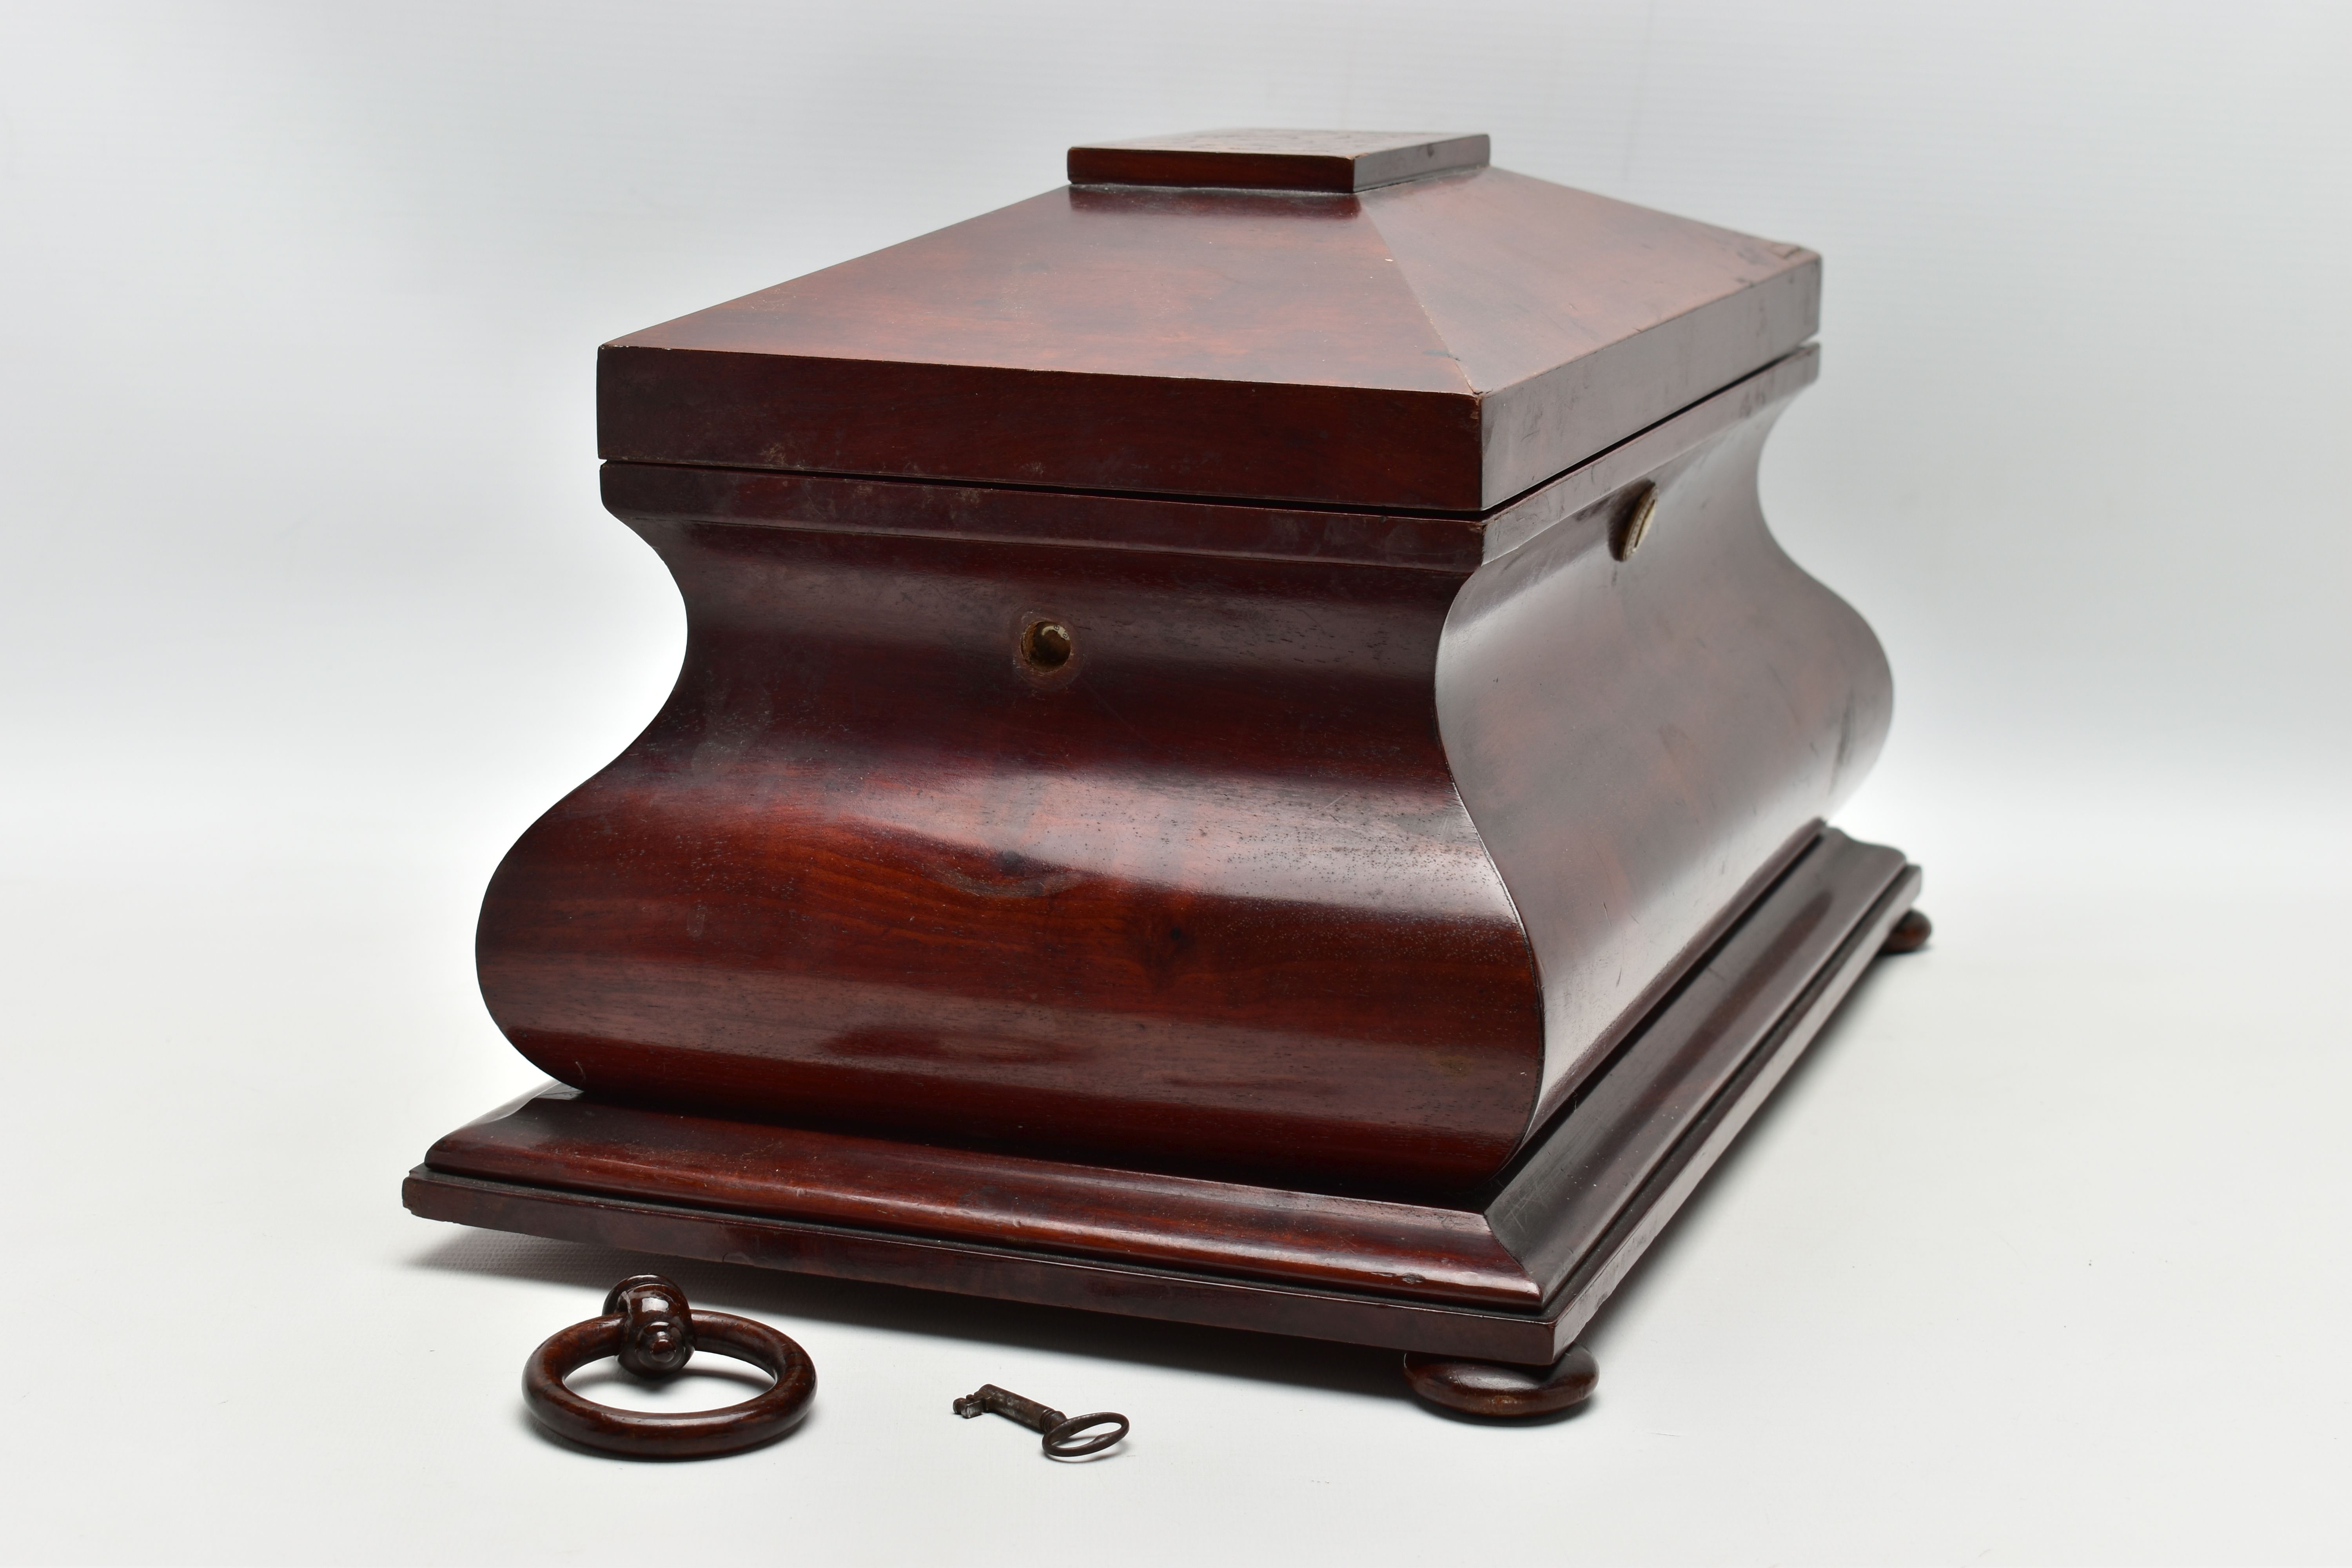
[417,132,1917,1375]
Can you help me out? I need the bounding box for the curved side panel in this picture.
[1436,384,1892,1134]
[478,509,1544,1198]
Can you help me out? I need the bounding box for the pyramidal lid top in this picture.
[600,131,1818,514]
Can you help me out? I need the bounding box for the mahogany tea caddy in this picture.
[405,130,1924,1416]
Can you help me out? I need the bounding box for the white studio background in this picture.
[2,2,2347,1563]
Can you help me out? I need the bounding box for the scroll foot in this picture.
[1402,1342,1597,1418]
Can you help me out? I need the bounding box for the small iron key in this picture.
[953,1383,1129,1458]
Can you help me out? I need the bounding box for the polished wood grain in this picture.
[427,1087,1543,1307]
[591,345,1810,573]
[1479,836,1907,1285]
[454,833,1903,1308]
[599,144,1817,510]
[420,128,1920,1386]
[593,458,1492,572]
[1403,1343,1597,1417]
[489,346,1875,1200]
[1440,350,1892,1129]
[477,518,1544,1197]
[1068,129,1491,192]
[417,833,1921,1365]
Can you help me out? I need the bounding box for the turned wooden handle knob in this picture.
[603,1273,695,1377]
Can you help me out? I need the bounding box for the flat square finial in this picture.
[1068,129,1490,192]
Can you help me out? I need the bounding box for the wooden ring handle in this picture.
[522,1285,815,1459]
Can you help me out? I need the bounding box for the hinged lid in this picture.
[600,131,1818,514]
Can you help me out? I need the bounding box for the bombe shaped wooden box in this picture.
[406,131,1922,1409]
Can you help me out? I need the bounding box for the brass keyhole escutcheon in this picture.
[1020,619,1074,672]
[1611,482,1659,561]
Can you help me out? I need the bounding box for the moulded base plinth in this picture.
[406,829,1920,1374]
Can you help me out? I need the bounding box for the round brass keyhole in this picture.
[1019,619,1073,672]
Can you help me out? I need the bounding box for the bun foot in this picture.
[1402,1343,1597,1418]
[1881,907,1932,954]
